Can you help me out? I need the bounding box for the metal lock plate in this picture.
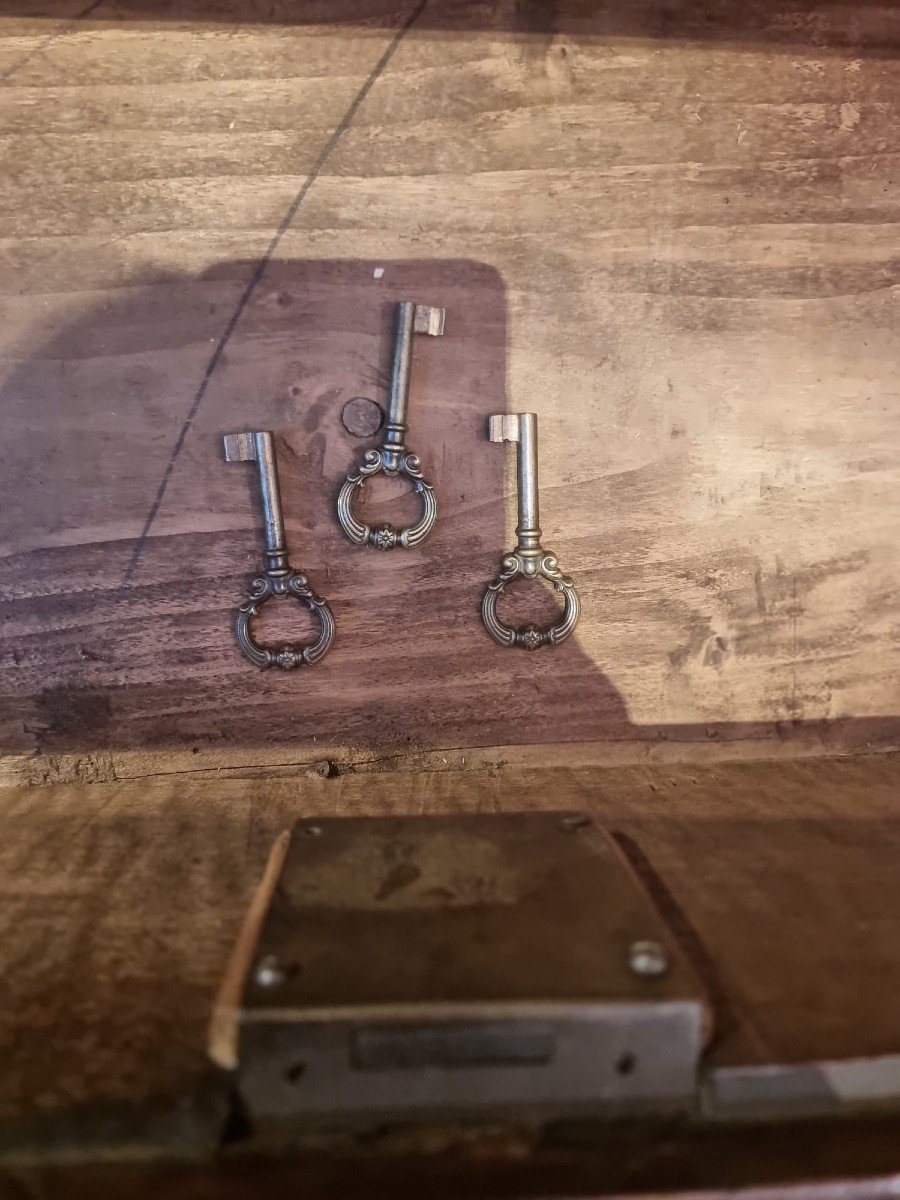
[215,813,709,1126]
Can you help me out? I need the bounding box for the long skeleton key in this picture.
[224,431,335,669]
[337,301,444,551]
[481,413,581,650]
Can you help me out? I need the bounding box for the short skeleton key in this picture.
[337,301,444,551]
[481,413,581,650]
[224,431,335,669]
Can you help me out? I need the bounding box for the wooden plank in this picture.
[2,754,899,1159]
[3,722,898,788]
[0,1,898,781]
[8,1122,900,1200]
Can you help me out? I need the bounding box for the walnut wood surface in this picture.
[0,1,898,784]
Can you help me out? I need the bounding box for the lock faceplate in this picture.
[211,812,709,1127]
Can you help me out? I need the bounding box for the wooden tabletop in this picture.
[0,0,897,786]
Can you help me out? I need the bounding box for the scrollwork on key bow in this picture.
[336,448,437,550]
[234,570,335,669]
[481,550,581,650]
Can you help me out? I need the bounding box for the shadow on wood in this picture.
[0,257,897,763]
[3,0,899,54]
[1,258,634,755]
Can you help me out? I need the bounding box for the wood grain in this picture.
[2,754,899,1161]
[0,2,898,781]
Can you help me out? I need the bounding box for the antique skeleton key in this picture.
[481,413,581,649]
[337,301,445,551]
[224,431,335,669]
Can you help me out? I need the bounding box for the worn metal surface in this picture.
[223,431,335,669]
[707,1055,900,1122]
[336,301,443,551]
[482,413,581,649]
[240,1003,704,1124]
[235,812,708,1123]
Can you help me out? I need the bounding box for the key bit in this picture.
[224,430,335,670]
[336,301,444,552]
[487,414,522,443]
[223,432,259,461]
[481,412,581,650]
[413,305,446,337]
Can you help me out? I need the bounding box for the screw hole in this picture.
[616,1052,636,1076]
[285,1062,307,1085]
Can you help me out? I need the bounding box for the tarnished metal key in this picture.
[481,413,581,650]
[224,431,335,669]
[337,301,444,551]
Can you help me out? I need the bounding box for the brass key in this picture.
[224,431,335,669]
[481,413,581,650]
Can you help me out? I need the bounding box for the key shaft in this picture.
[382,301,415,457]
[224,431,288,573]
[382,302,445,463]
[488,412,541,558]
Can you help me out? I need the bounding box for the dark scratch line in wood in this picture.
[0,0,106,84]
